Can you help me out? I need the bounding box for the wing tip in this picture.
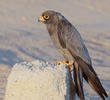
[75,57,108,100]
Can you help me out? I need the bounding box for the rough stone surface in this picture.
[5,60,76,100]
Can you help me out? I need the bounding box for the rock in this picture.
[5,60,76,100]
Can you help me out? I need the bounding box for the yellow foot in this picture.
[55,61,73,71]
[68,65,73,71]
[55,61,64,65]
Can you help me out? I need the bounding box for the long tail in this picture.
[73,62,85,100]
[75,57,108,100]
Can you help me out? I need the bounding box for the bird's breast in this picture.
[50,33,74,61]
[47,24,74,61]
[47,24,62,49]
[50,32,62,49]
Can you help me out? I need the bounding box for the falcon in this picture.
[38,10,108,100]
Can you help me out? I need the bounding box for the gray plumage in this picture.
[39,10,108,100]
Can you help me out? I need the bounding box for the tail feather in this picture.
[73,62,85,100]
[83,73,106,100]
[75,57,108,100]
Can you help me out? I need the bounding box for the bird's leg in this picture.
[63,61,74,71]
[55,61,74,71]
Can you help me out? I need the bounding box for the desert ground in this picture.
[0,0,110,99]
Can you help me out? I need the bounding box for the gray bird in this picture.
[38,10,108,100]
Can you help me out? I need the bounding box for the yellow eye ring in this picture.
[44,15,50,19]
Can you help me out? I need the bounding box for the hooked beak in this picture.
[38,16,46,23]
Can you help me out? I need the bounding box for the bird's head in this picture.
[38,10,64,24]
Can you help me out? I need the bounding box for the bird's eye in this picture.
[44,15,50,19]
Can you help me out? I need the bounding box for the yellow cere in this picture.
[40,16,46,22]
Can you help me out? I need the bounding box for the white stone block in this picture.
[5,60,76,100]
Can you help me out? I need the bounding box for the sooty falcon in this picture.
[38,10,108,100]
